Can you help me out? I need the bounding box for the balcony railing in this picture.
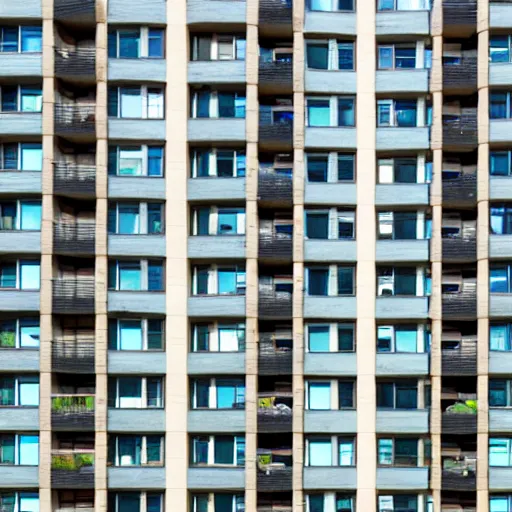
[257,466,293,492]
[52,337,95,373]
[442,338,477,376]
[54,222,96,255]
[442,453,477,491]
[54,0,96,23]
[258,287,293,319]
[52,279,95,314]
[442,174,477,206]
[258,333,293,375]
[259,0,293,26]
[442,236,477,262]
[259,60,293,92]
[443,0,477,27]
[442,409,477,435]
[55,47,96,79]
[258,506,292,512]
[259,119,293,148]
[442,286,477,320]
[54,163,96,196]
[258,392,293,432]
[442,112,477,148]
[258,170,293,205]
[259,230,293,261]
[443,57,477,91]
[51,394,95,431]
[55,104,96,135]
[51,449,95,488]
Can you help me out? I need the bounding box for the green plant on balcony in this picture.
[52,452,94,471]
[0,331,15,348]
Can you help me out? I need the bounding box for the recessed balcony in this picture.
[53,222,96,255]
[55,104,96,137]
[51,449,95,488]
[54,163,96,197]
[258,392,293,433]
[55,47,96,81]
[51,394,95,431]
[258,169,293,206]
[52,279,95,314]
[52,337,95,374]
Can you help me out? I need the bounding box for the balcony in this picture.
[259,119,293,150]
[51,450,95,489]
[443,57,477,92]
[259,60,293,94]
[442,453,476,492]
[54,0,96,24]
[53,279,95,314]
[55,47,96,81]
[442,112,478,150]
[442,338,477,376]
[54,163,96,197]
[258,170,293,206]
[259,231,293,262]
[442,287,477,320]
[258,392,293,433]
[442,236,477,262]
[55,104,96,137]
[51,394,95,431]
[443,0,477,33]
[258,332,293,375]
[257,466,293,492]
[259,0,293,35]
[52,337,95,373]
[442,174,477,207]
[258,288,292,319]
[442,411,477,434]
[54,223,95,255]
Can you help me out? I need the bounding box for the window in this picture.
[377,99,418,127]
[378,438,420,466]
[378,157,426,184]
[0,201,41,231]
[491,205,512,235]
[489,380,512,407]
[0,260,40,290]
[0,143,42,172]
[108,202,163,235]
[192,265,246,295]
[490,92,512,120]
[109,492,164,512]
[306,266,355,296]
[1,85,42,113]
[0,26,42,53]
[491,151,512,177]
[377,325,427,353]
[490,438,512,467]
[108,318,164,351]
[490,35,512,63]
[108,435,164,467]
[108,260,164,291]
[108,377,164,408]
[108,86,164,119]
[190,435,245,466]
[192,35,246,61]
[306,437,355,466]
[305,209,355,240]
[190,494,244,512]
[377,0,430,10]
[490,264,512,293]
[191,378,245,409]
[191,91,246,119]
[306,380,355,410]
[306,96,355,127]
[306,494,356,512]
[377,267,426,296]
[0,375,39,406]
[0,492,39,512]
[108,27,164,59]
[378,495,420,512]
[377,381,418,409]
[191,323,246,352]
[0,318,39,349]
[378,44,417,69]
[307,0,354,12]
[306,323,355,353]
[191,149,246,178]
[306,153,355,182]
[0,434,38,466]
[306,40,354,70]
[378,212,421,240]
[108,145,164,177]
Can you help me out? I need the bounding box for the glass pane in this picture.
[490,325,509,351]
[307,44,329,69]
[20,144,43,171]
[118,378,142,408]
[148,88,164,118]
[490,151,510,176]
[396,383,417,409]
[19,435,39,465]
[307,156,328,182]
[490,267,509,293]
[147,494,163,512]
[306,213,329,239]
[0,27,18,52]
[339,439,354,465]
[377,383,394,407]
[307,99,330,127]
[20,320,40,348]
[21,27,42,53]
[0,435,15,464]
[378,47,393,68]
[120,88,142,118]
[338,325,354,351]
[378,439,393,464]
[0,377,14,405]
[20,202,41,230]
[217,383,235,408]
[339,381,354,408]
[308,325,330,352]
[490,36,510,63]
[308,495,324,512]
[309,382,331,410]
[119,30,140,58]
[214,436,235,464]
[309,439,332,466]
[19,494,39,512]
[147,320,163,350]
[338,43,354,70]
[218,269,236,294]
[218,93,235,117]
[148,29,164,58]
[0,320,15,348]
[338,98,355,126]
[148,147,164,176]
[489,380,507,407]
[219,328,240,352]
[308,268,328,295]
[118,493,141,512]
[395,328,417,352]
[338,154,355,181]
[20,262,40,290]
[119,320,143,350]
[119,262,141,290]
[119,148,143,176]
[20,87,42,112]
[19,378,39,406]
[118,436,141,465]
[338,267,354,295]
[147,378,163,407]
[489,438,510,466]
[148,204,163,234]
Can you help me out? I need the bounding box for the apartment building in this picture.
[1,0,512,511]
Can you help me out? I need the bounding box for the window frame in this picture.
[109,144,164,177]
[190,377,246,410]
[190,90,247,119]
[108,317,165,351]
[109,376,164,409]
[109,27,165,59]
[109,434,165,467]
[108,85,165,119]
[190,322,246,353]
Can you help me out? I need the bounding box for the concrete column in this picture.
[357,0,376,508]
[477,2,490,507]
[245,0,259,506]
[40,0,54,508]
[95,1,108,508]
[165,0,189,508]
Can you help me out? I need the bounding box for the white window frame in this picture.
[113,145,164,177]
[377,42,424,70]
[0,434,39,465]
[306,39,354,71]
[377,266,428,297]
[192,34,245,61]
[191,377,246,409]
[190,435,245,466]
[306,96,348,127]
[110,492,164,512]
[191,322,246,352]
[377,98,425,128]
[377,324,427,353]
[0,318,39,349]
[111,377,164,409]
[0,85,42,113]
[191,91,246,119]
[377,155,428,184]
[192,265,246,295]
[111,86,164,119]
[111,318,164,351]
[305,322,356,353]
[0,260,40,291]
[192,206,246,236]
[111,202,162,235]
[0,143,43,172]
[111,434,164,466]
[305,436,356,467]
[0,26,42,54]
[377,210,427,240]
[0,200,41,231]
[111,27,163,59]
[305,152,356,183]
[190,494,243,512]
[190,148,245,178]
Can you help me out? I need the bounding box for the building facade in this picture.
[1,0,512,510]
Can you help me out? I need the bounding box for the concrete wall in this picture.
[188,178,247,202]
[107,291,166,315]
[376,70,429,94]
[187,0,247,24]
[376,467,429,490]
[304,353,357,376]
[108,119,166,141]
[304,128,357,150]
[188,119,246,142]
[108,467,166,489]
[187,468,245,489]
[188,296,246,317]
[376,127,430,151]
[0,232,41,255]
[375,353,429,376]
[187,410,246,433]
[188,61,246,85]
[0,172,42,194]
[304,183,357,206]
[0,114,42,135]
[109,177,166,200]
[304,411,357,433]
[108,0,167,22]
[0,350,39,372]
[188,236,246,259]
[303,297,357,319]
[108,235,166,257]
[108,59,166,83]
[187,353,246,375]
[376,410,429,433]
[108,409,166,432]
[304,240,357,262]
[107,351,166,374]
[0,408,39,431]
[376,240,429,263]
[0,54,42,78]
